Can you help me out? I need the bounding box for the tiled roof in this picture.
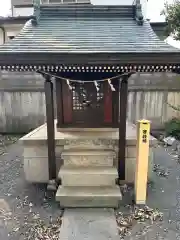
[0,4,178,54]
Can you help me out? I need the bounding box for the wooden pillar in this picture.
[44,76,56,180]
[56,79,64,127]
[118,75,129,180]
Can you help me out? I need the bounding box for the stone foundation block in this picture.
[23,145,63,158]
[24,156,62,183]
[125,149,154,183]
[24,157,49,183]
[126,146,136,158]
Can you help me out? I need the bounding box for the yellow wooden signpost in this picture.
[135,119,150,205]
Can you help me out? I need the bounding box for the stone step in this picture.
[57,128,118,132]
[56,186,122,208]
[61,150,115,167]
[59,166,118,187]
[63,143,115,151]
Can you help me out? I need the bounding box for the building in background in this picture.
[11,0,33,17]
[0,0,33,45]
[0,16,32,44]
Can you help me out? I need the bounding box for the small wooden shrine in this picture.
[0,0,180,207]
[56,73,120,128]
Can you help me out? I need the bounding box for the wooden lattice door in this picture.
[72,82,104,126]
[58,80,118,128]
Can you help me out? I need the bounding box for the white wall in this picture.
[0,29,4,45]
[12,7,33,17]
[0,24,24,45]
[5,24,24,38]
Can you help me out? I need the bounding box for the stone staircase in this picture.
[56,145,122,208]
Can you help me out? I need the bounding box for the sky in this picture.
[0,0,11,17]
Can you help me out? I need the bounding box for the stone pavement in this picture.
[59,208,119,240]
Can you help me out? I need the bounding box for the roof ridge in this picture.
[39,4,135,11]
[39,4,135,20]
[32,2,145,25]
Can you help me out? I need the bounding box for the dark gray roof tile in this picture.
[0,5,179,54]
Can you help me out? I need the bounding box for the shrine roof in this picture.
[0,4,178,54]
[0,4,180,71]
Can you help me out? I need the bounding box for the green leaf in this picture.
[162,1,180,40]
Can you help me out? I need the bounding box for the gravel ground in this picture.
[0,136,63,240]
[116,144,180,240]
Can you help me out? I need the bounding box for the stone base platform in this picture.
[19,121,156,207]
[20,120,156,184]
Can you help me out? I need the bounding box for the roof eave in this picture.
[0,16,34,25]
[0,51,179,69]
